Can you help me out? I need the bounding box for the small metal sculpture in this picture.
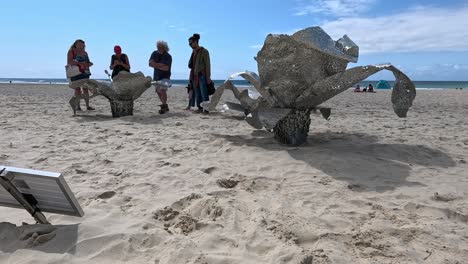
[70,71,153,117]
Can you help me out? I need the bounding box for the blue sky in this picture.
[1,0,467,80]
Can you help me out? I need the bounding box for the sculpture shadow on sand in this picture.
[213,131,456,192]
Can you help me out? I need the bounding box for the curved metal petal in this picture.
[230,71,261,91]
[69,72,152,101]
[223,102,246,112]
[202,79,261,113]
[256,107,292,130]
[245,112,263,129]
[202,80,234,112]
[112,71,152,100]
[70,79,115,99]
[228,71,276,105]
[295,64,416,117]
[387,65,416,117]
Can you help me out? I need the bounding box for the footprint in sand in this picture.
[347,184,367,191]
[203,167,217,174]
[97,191,116,199]
[173,216,198,235]
[216,179,239,189]
[404,202,468,223]
[34,157,48,164]
[171,193,202,210]
[153,207,180,221]
[299,256,314,264]
[432,192,459,202]
[153,193,227,235]
[153,207,198,235]
[0,154,9,161]
[263,219,299,243]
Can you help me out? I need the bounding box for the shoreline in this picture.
[0,82,466,91]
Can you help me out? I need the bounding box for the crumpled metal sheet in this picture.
[200,26,416,133]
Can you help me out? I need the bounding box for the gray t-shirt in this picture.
[150,51,172,81]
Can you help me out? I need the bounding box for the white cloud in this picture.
[410,64,468,80]
[167,24,187,32]
[414,63,468,75]
[321,6,468,53]
[294,0,377,16]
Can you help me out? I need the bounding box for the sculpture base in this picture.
[273,109,311,146]
[110,99,134,117]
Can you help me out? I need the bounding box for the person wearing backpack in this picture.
[188,33,212,114]
[109,45,130,78]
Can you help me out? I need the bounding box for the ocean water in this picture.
[356,80,468,90]
[0,78,252,88]
[0,78,467,90]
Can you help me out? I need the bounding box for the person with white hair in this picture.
[149,40,172,114]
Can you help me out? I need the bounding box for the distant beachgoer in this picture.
[368,84,374,93]
[188,33,212,114]
[9,81,12,84]
[354,84,361,92]
[67,39,95,115]
[109,45,130,78]
[149,40,172,114]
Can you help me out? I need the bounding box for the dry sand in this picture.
[0,83,467,264]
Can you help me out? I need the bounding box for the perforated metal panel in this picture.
[0,166,84,217]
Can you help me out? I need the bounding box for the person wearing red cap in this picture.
[109,45,130,78]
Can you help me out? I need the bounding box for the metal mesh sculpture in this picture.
[69,71,152,117]
[204,27,416,145]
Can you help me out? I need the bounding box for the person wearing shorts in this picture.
[67,39,95,115]
[149,40,172,114]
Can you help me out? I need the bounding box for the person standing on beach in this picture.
[109,45,130,78]
[188,33,212,114]
[149,40,172,114]
[67,39,95,115]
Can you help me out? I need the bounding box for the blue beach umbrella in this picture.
[376,80,391,89]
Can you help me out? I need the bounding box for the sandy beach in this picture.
[0,83,467,263]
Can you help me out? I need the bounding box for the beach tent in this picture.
[376,80,391,89]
